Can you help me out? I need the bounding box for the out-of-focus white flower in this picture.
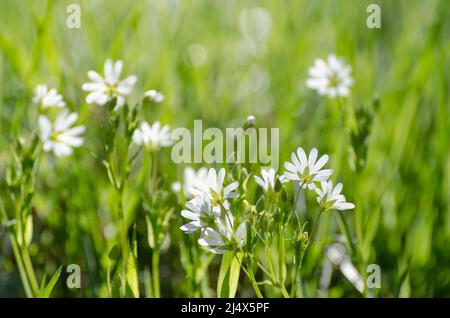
[239,7,271,43]
[198,213,246,254]
[33,84,65,111]
[82,59,137,110]
[283,147,333,189]
[306,54,354,97]
[180,192,223,234]
[315,181,355,211]
[38,110,85,157]
[103,223,116,240]
[144,90,164,103]
[190,168,239,206]
[171,182,182,193]
[132,121,173,152]
[182,167,209,198]
[185,43,207,68]
[254,168,286,193]
[321,242,364,294]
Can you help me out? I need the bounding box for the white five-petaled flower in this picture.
[190,168,239,206]
[315,180,355,211]
[180,192,223,233]
[254,168,286,193]
[306,54,354,97]
[198,213,246,254]
[144,90,164,103]
[132,121,173,152]
[82,59,137,110]
[33,84,65,111]
[38,110,85,157]
[181,167,209,198]
[283,147,333,189]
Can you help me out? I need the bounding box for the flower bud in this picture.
[243,115,255,129]
[274,177,282,192]
[144,90,164,103]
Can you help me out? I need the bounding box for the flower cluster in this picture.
[282,147,354,211]
[251,147,354,214]
[34,59,170,158]
[180,148,354,255]
[35,85,85,157]
[180,168,246,254]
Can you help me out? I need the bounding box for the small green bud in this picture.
[243,115,255,129]
[274,178,282,192]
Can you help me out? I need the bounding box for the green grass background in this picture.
[0,0,450,297]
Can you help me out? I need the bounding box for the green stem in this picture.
[20,245,39,296]
[338,213,356,254]
[264,243,277,281]
[292,209,324,297]
[285,182,305,227]
[246,266,263,298]
[278,227,286,285]
[152,248,161,298]
[235,249,264,298]
[117,189,129,297]
[280,285,290,298]
[290,249,305,297]
[8,231,33,297]
[308,209,324,246]
[143,269,154,298]
[150,152,158,192]
[14,199,39,297]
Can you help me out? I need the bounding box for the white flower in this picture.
[171,182,182,193]
[82,59,137,110]
[198,213,246,254]
[190,168,239,206]
[306,54,354,97]
[283,147,333,189]
[33,84,65,111]
[254,168,286,193]
[180,192,223,234]
[315,180,355,211]
[144,90,164,103]
[182,167,209,198]
[246,115,255,125]
[132,121,173,151]
[38,110,85,157]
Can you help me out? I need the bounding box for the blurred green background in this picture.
[1,0,450,297]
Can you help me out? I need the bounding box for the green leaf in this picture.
[39,274,47,295]
[126,239,140,298]
[228,252,242,297]
[39,265,63,298]
[362,207,381,262]
[108,244,120,260]
[217,252,242,298]
[217,252,232,297]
